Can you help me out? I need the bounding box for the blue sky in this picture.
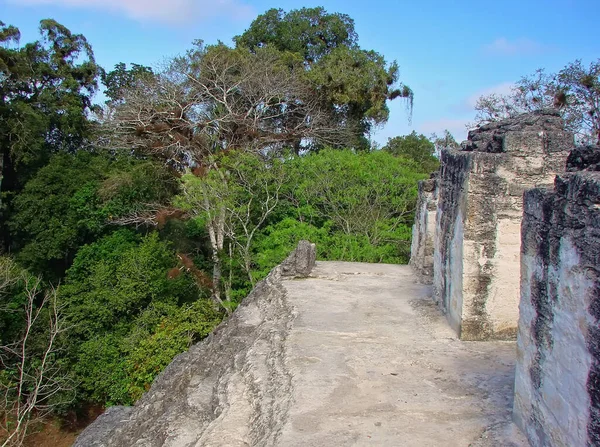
[1,0,598,143]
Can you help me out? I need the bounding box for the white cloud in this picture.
[13,0,254,25]
[482,37,547,56]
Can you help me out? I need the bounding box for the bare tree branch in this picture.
[99,45,352,169]
[0,272,74,447]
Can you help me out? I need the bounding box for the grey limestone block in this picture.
[280,240,316,278]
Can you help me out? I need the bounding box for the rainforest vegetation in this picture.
[4,5,597,445]
[0,10,440,443]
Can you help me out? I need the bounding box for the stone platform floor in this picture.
[277,261,528,447]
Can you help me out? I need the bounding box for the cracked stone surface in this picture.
[76,261,527,447]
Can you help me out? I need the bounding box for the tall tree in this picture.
[233,7,358,64]
[234,7,412,149]
[0,20,100,251]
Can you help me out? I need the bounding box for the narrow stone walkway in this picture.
[74,260,530,447]
[278,262,528,446]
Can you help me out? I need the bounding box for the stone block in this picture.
[514,171,600,446]
[410,176,439,282]
[431,111,572,340]
[280,240,316,278]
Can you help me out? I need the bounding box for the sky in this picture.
[1,0,598,144]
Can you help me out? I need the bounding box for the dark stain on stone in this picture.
[590,285,600,321]
[529,276,554,390]
[524,169,600,445]
[587,321,600,445]
[461,274,494,341]
[531,405,550,447]
[437,150,471,315]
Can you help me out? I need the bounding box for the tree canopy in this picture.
[382,131,439,172]
[0,20,101,252]
[106,43,345,166]
[235,7,412,149]
[233,7,358,64]
[0,19,99,177]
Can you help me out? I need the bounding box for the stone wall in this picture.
[74,242,316,447]
[513,148,600,447]
[409,175,438,282]
[432,111,572,340]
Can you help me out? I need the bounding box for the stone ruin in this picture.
[514,146,600,447]
[411,110,572,340]
[411,111,600,445]
[409,174,437,282]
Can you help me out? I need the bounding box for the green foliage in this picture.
[251,218,330,280]
[101,62,154,105]
[124,300,222,401]
[0,256,29,346]
[174,149,425,303]
[235,7,412,150]
[60,230,221,405]
[0,18,101,259]
[8,152,178,279]
[250,149,427,278]
[8,152,109,278]
[382,132,439,172]
[0,20,99,181]
[75,333,130,405]
[284,149,424,245]
[308,45,406,123]
[61,230,197,338]
[75,299,221,405]
[234,7,357,64]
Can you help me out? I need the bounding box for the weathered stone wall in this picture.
[513,148,600,447]
[74,242,316,447]
[409,175,438,282]
[432,111,572,340]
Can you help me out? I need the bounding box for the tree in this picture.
[7,152,178,280]
[0,258,74,446]
[176,152,287,306]
[235,8,413,149]
[282,149,426,262]
[101,63,154,106]
[0,20,100,251]
[98,63,154,123]
[474,60,600,144]
[7,153,109,279]
[57,230,218,405]
[106,43,345,169]
[60,231,199,341]
[382,131,439,172]
[233,7,357,65]
[429,129,460,157]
